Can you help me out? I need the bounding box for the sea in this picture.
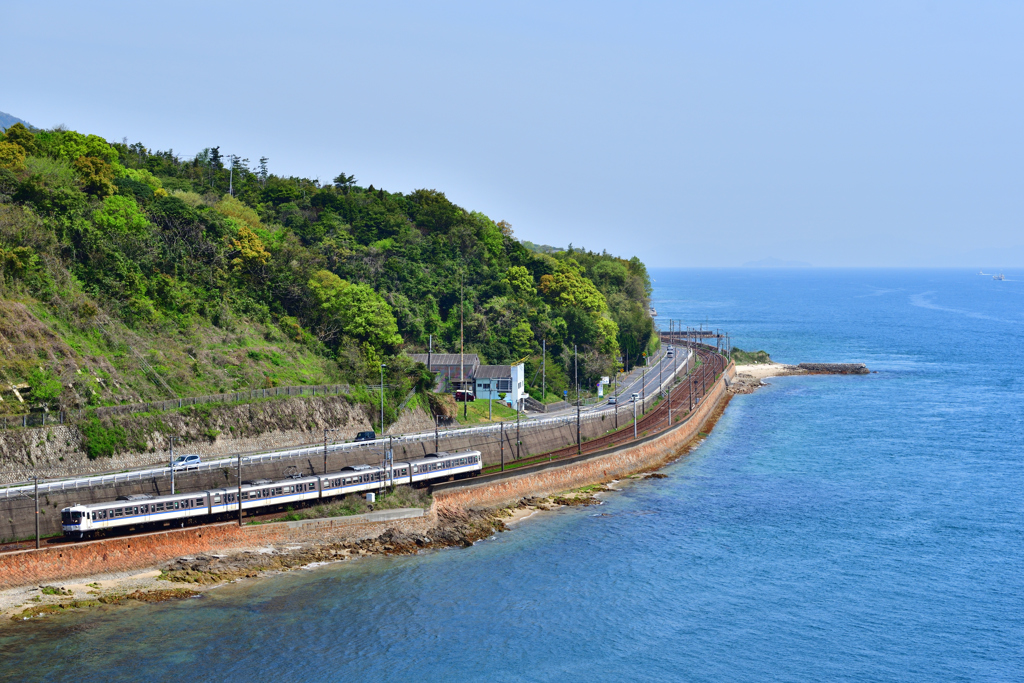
[1,268,1022,682]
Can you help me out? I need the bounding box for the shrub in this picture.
[79,418,127,459]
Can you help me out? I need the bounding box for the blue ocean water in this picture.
[2,268,1022,682]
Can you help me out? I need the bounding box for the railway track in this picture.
[2,347,728,553]
[483,347,727,473]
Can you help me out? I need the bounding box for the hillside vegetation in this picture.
[0,122,655,418]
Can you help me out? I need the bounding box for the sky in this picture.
[2,1,1022,267]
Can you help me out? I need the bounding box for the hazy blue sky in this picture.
[3,1,1022,267]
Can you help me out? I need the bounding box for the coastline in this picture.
[1,362,735,623]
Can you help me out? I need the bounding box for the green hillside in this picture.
[0,123,654,416]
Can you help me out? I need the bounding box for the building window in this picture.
[497,379,511,392]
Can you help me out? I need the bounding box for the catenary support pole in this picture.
[237,452,243,526]
[380,363,387,433]
[169,436,175,495]
[633,395,638,440]
[34,477,39,549]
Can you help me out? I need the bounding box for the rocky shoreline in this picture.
[1,481,651,623]
[729,362,871,394]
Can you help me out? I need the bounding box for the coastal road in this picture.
[0,346,705,499]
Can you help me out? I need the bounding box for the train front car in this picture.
[61,505,93,539]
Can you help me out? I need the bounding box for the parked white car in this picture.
[171,454,202,471]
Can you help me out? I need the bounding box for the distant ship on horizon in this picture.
[993,273,1005,281]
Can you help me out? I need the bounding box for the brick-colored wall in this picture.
[0,367,733,590]
[0,508,436,590]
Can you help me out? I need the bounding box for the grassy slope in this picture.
[0,295,341,413]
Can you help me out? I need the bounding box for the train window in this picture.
[140,505,147,514]
[114,508,122,517]
[132,506,138,515]
[213,495,221,504]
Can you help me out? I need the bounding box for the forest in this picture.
[0,122,655,415]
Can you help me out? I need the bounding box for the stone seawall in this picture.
[0,508,435,591]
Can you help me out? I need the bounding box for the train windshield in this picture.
[61,510,83,524]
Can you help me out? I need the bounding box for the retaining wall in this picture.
[0,365,734,590]
[0,508,434,590]
[1,404,616,541]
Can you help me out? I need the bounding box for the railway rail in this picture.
[1,345,729,553]
[483,346,726,473]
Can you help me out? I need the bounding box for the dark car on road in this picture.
[354,431,377,442]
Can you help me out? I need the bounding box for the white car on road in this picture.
[171,454,202,471]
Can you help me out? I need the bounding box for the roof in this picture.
[474,365,512,379]
[408,353,480,367]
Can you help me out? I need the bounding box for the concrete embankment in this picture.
[0,509,434,591]
[0,397,641,541]
[0,364,734,590]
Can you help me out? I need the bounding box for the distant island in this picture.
[742,257,812,268]
[0,110,32,131]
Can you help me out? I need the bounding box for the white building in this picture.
[473,363,528,408]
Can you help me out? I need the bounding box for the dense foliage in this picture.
[0,123,654,409]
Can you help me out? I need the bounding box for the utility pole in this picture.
[641,355,647,415]
[323,427,340,474]
[460,272,466,420]
[614,363,618,429]
[428,334,432,375]
[575,344,580,455]
[33,477,39,549]
[169,436,176,495]
[434,414,439,452]
[500,422,504,472]
[380,362,387,432]
[237,452,243,526]
[633,395,638,440]
[542,338,546,401]
[516,401,521,461]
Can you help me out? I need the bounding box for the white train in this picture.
[60,450,482,539]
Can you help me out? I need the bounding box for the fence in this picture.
[0,384,352,431]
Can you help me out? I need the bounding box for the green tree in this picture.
[1,123,37,155]
[43,130,119,164]
[0,141,26,171]
[308,270,402,352]
[73,156,116,197]
[92,195,150,236]
[539,259,607,312]
[503,265,536,297]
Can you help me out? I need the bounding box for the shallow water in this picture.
[2,269,1022,682]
